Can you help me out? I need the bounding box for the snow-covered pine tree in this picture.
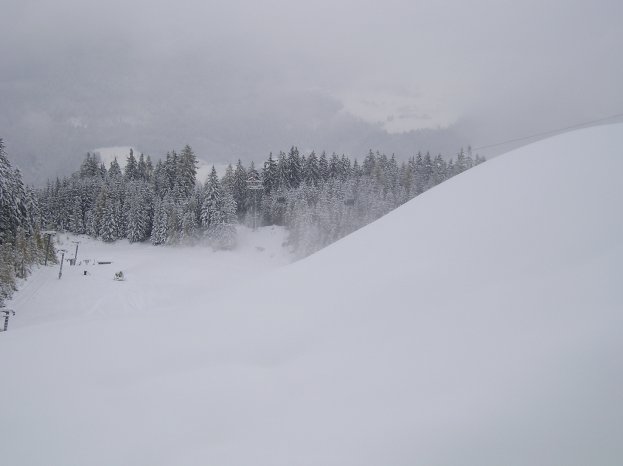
[164,195,181,245]
[145,155,154,181]
[286,146,303,189]
[455,147,467,175]
[151,199,168,245]
[318,151,329,182]
[180,209,198,243]
[108,158,122,179]
[100,198,118,242]
[222,163,235,194]
[262,153,278,194]
[201,166,221,228]
[137,153,147,181]
[352,159,362,178]
[362,150,376,176]
[125,149,138,180]
[164,151,178,194]
[177,145,198,199]
[329,152,341,180]
[126,181,153,243]
[79,152,100,178]
[304,151,321,186]
[232,160,248,219]
[69,196,85,234]
[432,154,447,186]
[85,209,97,237]
[179,190,200,243]
[276,152,289,191]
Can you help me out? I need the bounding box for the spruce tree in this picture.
[177,145,198,199]
[222,163,235,193]
[100,199,118,242]
[137,153,147,181]
[304,151,321,186]
[201,166,221,229]
[232,160,248,219]
[287,146,303,189]
[318,151,329,181]
[108,158,122,178]
[125,149,138,180]
[362,150,376,176]
[262,153,278,194]
[277,152,289,190]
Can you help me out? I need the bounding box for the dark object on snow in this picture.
[83,270,88,276]
[114,271,125,281]
[1,309,15,332]
[97,261,112,265]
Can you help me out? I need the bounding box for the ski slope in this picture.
[8,226,292,329]
[1,124,623,466]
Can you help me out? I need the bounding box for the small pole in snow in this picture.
[72,240,80,265]
[58,249,66,279]
[1,309,15,332]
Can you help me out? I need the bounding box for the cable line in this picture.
[472,112,623,151]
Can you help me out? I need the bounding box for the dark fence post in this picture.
[1,309,15,332]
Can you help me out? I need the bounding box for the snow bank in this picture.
[1,124,622,465]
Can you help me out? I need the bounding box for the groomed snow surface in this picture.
[1,124,622,466]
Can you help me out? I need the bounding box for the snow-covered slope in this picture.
[1,124,622,466]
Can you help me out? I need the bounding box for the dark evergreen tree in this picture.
[80,153,100,178]
[108,158,122,178]
[145,155,154,181]
[262,153,278,194]
[100,198,118,242]
[276,151,288,190]
[432,154,448,186]
[286,146,303,189]
[329,152,340,179]
[362,150,376,176]
[222,163,235,193]
[137,153,147,181]
[232,160,248,219]
[177,145,198,199]
[318,151,329,181]
[304,151,321,186]
[201,166,221,229]
[151,199,168,245]
[125,149,138,180]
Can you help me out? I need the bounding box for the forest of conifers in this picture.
[0,139,484,304]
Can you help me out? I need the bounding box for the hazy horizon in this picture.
[2,0,622,184]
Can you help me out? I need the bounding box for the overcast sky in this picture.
[1,0,622,183]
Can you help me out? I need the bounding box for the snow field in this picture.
[1,123,622,466]
[9,225,292,328]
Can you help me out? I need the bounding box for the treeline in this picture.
[38,145,485,256]
[0,139,484,303]
[0,139,54,306]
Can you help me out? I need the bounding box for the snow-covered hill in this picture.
[1,124,622,466]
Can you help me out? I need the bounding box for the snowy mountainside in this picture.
[1,124,622,466]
